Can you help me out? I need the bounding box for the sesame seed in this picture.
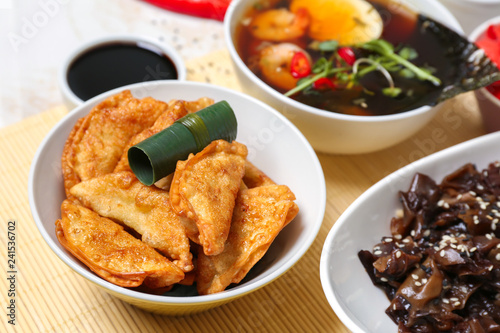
[394,234,402,240]
[487,215,494,220]
[487,234,493,240]
[384,238,393,242]
[440,249,446,257]
[437,199,444,207]
[412,274,419,280]
[444,202,450,209]
[411,230,416,237]
[450,243,457,249]
[423,230,431,237]
[470,247,477,252]
[396,251,401,258]
[460,286,468,293]
[402,238,410,244]
[457,194,463,200]
[450,297,459,302]
[434,246,440,251]
[415,281,422,287]
[393,303,397,310]
[421,278,428,284]
[474,216,480,224]
[443,298,450,304]
[489,265,494,271]
[470,191,477,196]
[477,184,485,190]
[495,253,500,261]
[380,277,388,282]
[374,250,382,255]
[454,301,461,307]
[493,223,497,231]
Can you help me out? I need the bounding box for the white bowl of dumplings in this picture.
[28,81,326,315]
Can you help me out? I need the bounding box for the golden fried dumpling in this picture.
[170,140,248,256]
[243,161,276,188]
[62,90,167,198]
[69,171,193,272]
[56,200,184,288]
[183,97,214,113]
[196,185,299,295]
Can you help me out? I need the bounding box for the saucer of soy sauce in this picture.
[60,35,186,109]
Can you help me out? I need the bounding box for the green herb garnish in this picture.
[284,38,442,98]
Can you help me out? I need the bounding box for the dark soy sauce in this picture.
[67,42,178,101]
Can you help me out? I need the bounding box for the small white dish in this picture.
[469,15,500,133]
[320,130,500,332]
[59,34,186,110]
[29,80,326,315]
[438,0,500,34]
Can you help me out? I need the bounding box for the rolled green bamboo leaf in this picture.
[128,100,237,185]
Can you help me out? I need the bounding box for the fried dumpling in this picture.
[196,185,299,295]
[56,200,184,288]
[243,161,276,188]
[182,97,214,113]
[69,171,193,272]
[62,90,167,197]
[170,140,248,256]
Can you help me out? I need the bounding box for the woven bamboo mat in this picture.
[0,48,486,333]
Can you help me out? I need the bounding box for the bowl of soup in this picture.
[224,0,463,154]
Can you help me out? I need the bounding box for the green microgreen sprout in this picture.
[284,38,442,99]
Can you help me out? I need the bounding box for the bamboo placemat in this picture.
[0,49,487,333]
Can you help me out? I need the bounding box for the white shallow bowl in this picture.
[469,15,500,133]
[320,131,500,332]
[438,0,500,34]
[224,0,463,154]
[29,81,326,315]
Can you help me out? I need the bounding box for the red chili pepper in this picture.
[142,0,231,21]
[313,78,335,90]
[337,47,356,66]
[290,52,311,78]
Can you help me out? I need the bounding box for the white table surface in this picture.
[0,0,226,128]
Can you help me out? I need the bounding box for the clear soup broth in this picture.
[235,0,458,116]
